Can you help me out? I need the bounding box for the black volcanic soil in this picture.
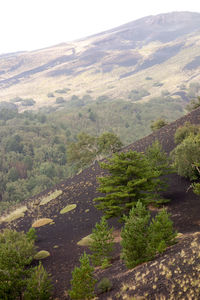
[1,108,200,299]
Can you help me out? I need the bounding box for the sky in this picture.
[0,0,200,54]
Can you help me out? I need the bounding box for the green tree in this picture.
[97,132,123,155]
[121,201,150,268]
[94,151,163,219]
[0,229,36,299]
[89,217,114,267]
[147,209,177,256]
[171,134,200,180]
[24,262,52,300]
[150,119,168,132]
[68,252,96,299]
[186,96,200,112]
[174,122,200,144]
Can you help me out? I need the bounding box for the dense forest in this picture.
[0,82,200,213]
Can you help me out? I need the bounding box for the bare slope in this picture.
[0,12,200,109]
[0,107,200,299]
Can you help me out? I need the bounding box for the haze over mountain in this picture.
[1,11,200,109]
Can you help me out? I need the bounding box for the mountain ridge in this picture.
[1,11,200,109]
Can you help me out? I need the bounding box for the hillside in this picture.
[0,12,200,109]
[1,107,200,299]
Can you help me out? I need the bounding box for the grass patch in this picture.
[0,206,27,224]
[32,218,53,228]
[34,250,50,260]
[60,204,77,214]
[39,189,62,206]
[77,234,93,246]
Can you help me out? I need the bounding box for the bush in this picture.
[171,134,200,179]
[68,252,96,299]
[26,228,37,242]
[97,277,112,294]
[174,122,200,144]
[24,262,52,300]
[0,229,36,299]
[151,119,168,132]
[89,217,114,267]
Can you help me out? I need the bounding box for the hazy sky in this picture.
[1,0,200,54]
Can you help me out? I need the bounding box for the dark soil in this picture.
[1,107,200,299]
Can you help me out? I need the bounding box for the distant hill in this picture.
[1,11,200,109]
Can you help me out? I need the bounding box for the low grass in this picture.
[0,206,27,224]
[77,234,93,246]
[34,250,50,260]
[39,189,62,206]
[32,218,53,228]
[60,204,77,214]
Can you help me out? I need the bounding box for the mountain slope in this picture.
[1,12,200,109]
[1,107,200,299]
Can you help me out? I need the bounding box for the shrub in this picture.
[174,122,200,144]
[0,229,36,299]
[89,217,114,267]
[24,262,52,300]
[171,134,200,180]
[121,201,150,268]
[26,228,37,242]
[97,277,112,294]
[151,119,168,132]
[68,252,96,299]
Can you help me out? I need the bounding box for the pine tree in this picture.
[68,252,97,299]
[121,201,150,269]
[148,209,177,256]
[24,262,52,300]
[94,150,161,219]
[89,217,114,267]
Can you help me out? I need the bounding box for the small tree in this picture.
[146,140,172,204]
[24,262,52,300]
[0,229,36,299]
[150,119,168,132]
[171,134,200,180]
[186,96,200,112]
[89,217,114,267]
[69,252,97,299]
[121,201,150,268]
[94,151,162,219]
[148,209,177,256]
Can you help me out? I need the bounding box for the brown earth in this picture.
[1,107,200,299]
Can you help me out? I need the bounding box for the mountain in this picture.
[0,11,200,109]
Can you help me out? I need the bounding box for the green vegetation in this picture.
[186,96,200,111]
[121,201,150,268]
[94,148,169,219]
[0,229,51,299]
[89,216,114,267]
[151,118,168,131]
[171,134,200,180]
[69,252,96,299]
[0,92,185,213]
[121,202,177,268]
[97,277,113,293]
[24,262,52,300]
[128,88,150,101]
